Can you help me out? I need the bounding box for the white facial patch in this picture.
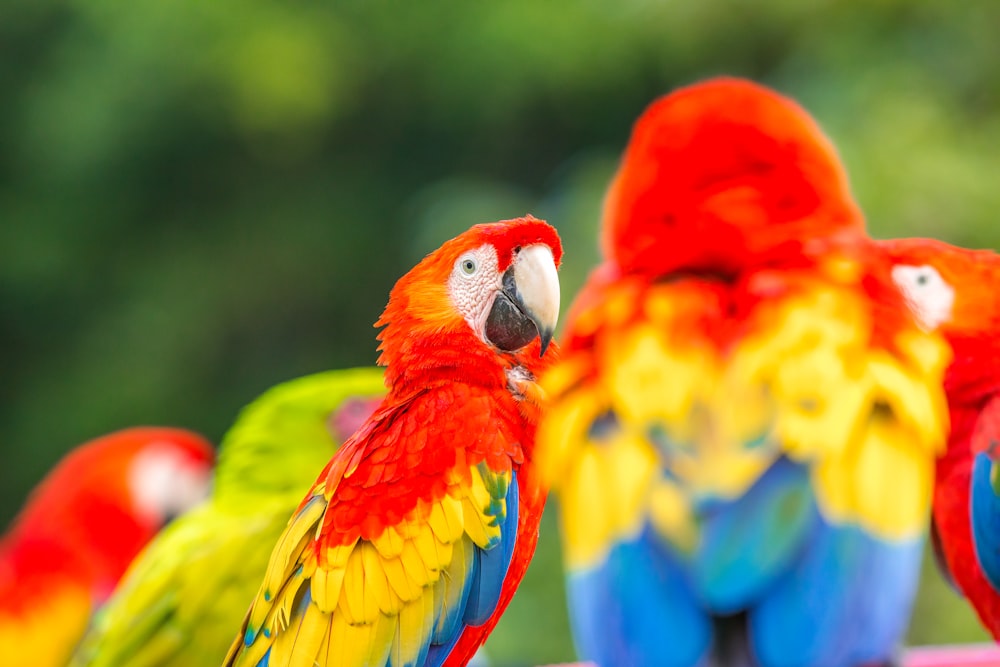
[129,443,212,523]
[891,264,955,332]
[448,244,502,337]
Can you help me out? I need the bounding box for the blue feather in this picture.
[463,471,519,626]
[567,526,711,667]
[692,459,815,612]
[971,452,1000,592]
[425,471,520,667]
[752,518,922,667]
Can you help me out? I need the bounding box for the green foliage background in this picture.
[2,0,997,662]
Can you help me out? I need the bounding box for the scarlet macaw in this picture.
[538,78,950,667]
[224,216,562,667]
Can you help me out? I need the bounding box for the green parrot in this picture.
[69,368,386,667]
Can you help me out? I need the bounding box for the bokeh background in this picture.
[3,0,998,662]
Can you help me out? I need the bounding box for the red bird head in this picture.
[881,237,1000,452]
[376,215,562,389]
[5,427,214,596]
[881,237,1000,339]
[602,77,864,278]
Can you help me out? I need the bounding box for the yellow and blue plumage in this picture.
[538,78,951,666]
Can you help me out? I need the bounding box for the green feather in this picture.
[69,367,386,667]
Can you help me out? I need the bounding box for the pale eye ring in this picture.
[460,256,478,276]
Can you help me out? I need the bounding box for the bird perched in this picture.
[0,427,214,667]
[537,78,951,667]
[224,216,562,667]
[881,237,1000,638]
[70,368,387,667]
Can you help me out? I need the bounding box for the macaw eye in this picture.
[459,256,478,276]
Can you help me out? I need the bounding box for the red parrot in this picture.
[536,78,950,666]
[881,237,1000,638]
[0,426,215,666]
[224,215,562,667]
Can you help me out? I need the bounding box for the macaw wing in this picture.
[71,501,290,667]
[970,395,1000,592]
[226,392,521,667]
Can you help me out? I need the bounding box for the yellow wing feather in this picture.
[225,462,508,667]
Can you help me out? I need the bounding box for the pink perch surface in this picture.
[542,646,1000,667]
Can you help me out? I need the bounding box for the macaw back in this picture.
[541,249,949,667]
[70,368,387,667]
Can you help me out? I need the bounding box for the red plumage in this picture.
[881,237,1000,638]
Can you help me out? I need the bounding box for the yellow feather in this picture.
[338,544,379,625]
[391,589,435,666]
[325,540,358,569]
[274,578,304,632]
[232,631,271,667]
[466,467,493,509]
[412,527,447,580]
[360,540,402,615]
[853,417,933,540]
[427,498,462,543]
[400,537,435,587]
[433,537,474,637]
[427,495,464,543]
[326,612,393,667]
[535,384,605,487]
[868,349,948,455]
[382,553,424,602]
[267,597,329,666]
[604,323,715,427]
[461,497,493,548]
[252,496,327,633]
[372,525,405,559]
[310,563,347,613]
[647,479,697,553]
[561,446,621,569]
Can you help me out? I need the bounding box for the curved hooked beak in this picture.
[485,244,560,356]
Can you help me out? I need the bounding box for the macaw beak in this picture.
[485,244,560,356]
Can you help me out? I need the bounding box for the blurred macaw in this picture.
[881,237,1000,638]
[0,427,214,667]
[537,78,951,667]
[223,215,562,667]
[70,368,387,667]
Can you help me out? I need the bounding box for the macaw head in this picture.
[11,427,214,594]
[882,236,1000,459]
[601,76,863,278]
[376,215,562,387]
[882,236,1000,341]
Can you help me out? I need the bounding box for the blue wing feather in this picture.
[424,471,519,667]
[971,452,1000,591]
[567,526,711,667]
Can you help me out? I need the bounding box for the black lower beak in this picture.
[484,268,554,356]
